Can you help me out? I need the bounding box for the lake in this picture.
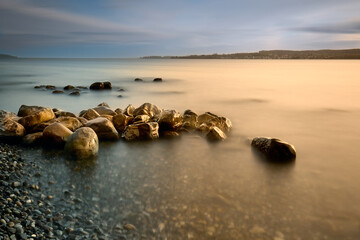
[1,59,360,239]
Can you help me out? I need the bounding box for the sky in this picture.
[0,0,359,57]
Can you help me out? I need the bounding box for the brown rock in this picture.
[206,127,227,141]
[85,117,119,140]
[65,127,99,159]
[158,110,182,131]
[133,103,161,118]
[92,106,116,116]
[113,113,131,133]
[18,107,55,128]
[123,104,135,116]
[98,102,110,108]
[79,109,100,120]
[43,123,73,145]
[0,117,26,138]
[251,137,296,161]
[64,85,75,90]
[132,114,150,124]
[55,111,77,118]
[90,82,104,90]
[22,132,43,145]
[123,122,159,141]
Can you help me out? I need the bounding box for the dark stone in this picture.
[45,85,56,89]
[90,82,104,90]
[251,137,296,162]
[153,78,162,82]
[134,78,143,82]
[69,91,80,96]
[103,81,112,89]
[64,85,75,90]
[52,90,64,94]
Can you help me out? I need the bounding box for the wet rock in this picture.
[18,106,55,128]
[52,90,64,94]
[90,82,104,90]
[43,122,73,145]
[123,104,135,116]
[64,85,75,90]
[69,91,80,96]
[251,137,296,161]
[55,111,77,118]
[65,127,99,159]
[134,78,143,82]
[92,106,116,116]
[133,103,161,118]
[79,109,100,120]
[85,117,119,140]
[0,116,26,139]
[113,113,131,133]
[158,110,182,131]
[98,102,110,108]
[206,127,226,141]
[123,122,159,141]
[103,81,112,89]
[132,114,150,124]
[153,78,162,82]
[22,132,43,146]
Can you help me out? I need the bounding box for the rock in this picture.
[123,122,159,141]
[118,88,125,91]
[92,106,116,116]
[117,95,123,98]
[251,137,296,161]
[124,223,136,230]
[85,117,119,140]
[52,90,64,94]
[160,131,180,138]
[65,127,99,159]
[206,127,226,141]
[97,102,110,108]
[46,85,56,89]
[55,111,77,118]
[64,85,75,90]
[103,81,112,89]
[134,78,143,82]
[90,82,104,90]
[132,114,150,124]
[182,109,198,130]
[153,78,162,82]
[133,103,161,118]
[76,117,88,125]
[114,108,123,114]
[0,117,26,139]
[79,109,100,120]
[43,123,73,145]
[69,91,80,96]
[30,116,82,132]
[113,113,131,133]
[77,86,88,89]
[22,132,43,145]
[34,85,41,88]
[100,114,113,121]
[123,104,135,116]
[18,106,55,128]
[52,108,63,113]
[197,112,232,133]
[158,110,182,131]
[18,105,45,117]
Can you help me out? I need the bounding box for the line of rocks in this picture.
[0,102,232,160]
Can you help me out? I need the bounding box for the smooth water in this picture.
[1,59,360,239]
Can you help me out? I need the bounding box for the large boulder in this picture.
[92,106,116,116]
[79,109,100,120]
[113,113,131,133]
[42,123,73,146]
[123,122,159,141]
[18,105,45,117]
[133,103,161,118]
[0,117,26,139]
[18,106,55,128]
[251,137,296,161]
[158,110,182,131]
[85,117,119,140]
[65,127,99,160]
[206,127,226,141]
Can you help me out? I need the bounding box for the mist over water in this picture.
[1,59,360,239]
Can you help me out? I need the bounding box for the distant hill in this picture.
[0,54,18,59]
[143,49,360,59]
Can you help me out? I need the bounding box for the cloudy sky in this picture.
[0,0,359,57]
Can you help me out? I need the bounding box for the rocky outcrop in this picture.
[65,127,99,160]
[133,103,161,118]
[42,123,73,146]
[123,122,159,141]
[18,106,55,128]
[158,110,182,131]
[251,137,296,161]
[85,117,119,140]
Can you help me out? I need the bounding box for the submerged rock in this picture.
[64,85,75,90]
[69,91,80,96]
[251,137,296,161]
[98,102,110,108]
[103,81,112,89]
[43,123,73,146]
[123,122,159,141]
[18,106,55,128]
[134,78,143,82]
[65,127,99,159]
[153,78,162,82]
[85,117,119,140]
[52,90,64,94]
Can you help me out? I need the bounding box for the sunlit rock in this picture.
[65,127,99,160]
[197,112,232,133]
[79,109,100,120]
[64,85,75,90]
[113,113,131,133]
[30,116,82,132]
[0,114,26,139]
[18,106,55,128]
[182,109,198,130]
[158,110,182,131]
[133,103,161,118]
[55,111,77,118]
[92,106,116,116]
[123,104,135,116]
[43,122,73,145]
[251,137,296,161]
[206,127,226,141]
[132,114,150,124]
[85,117,119,140]
[123,122,159,141]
